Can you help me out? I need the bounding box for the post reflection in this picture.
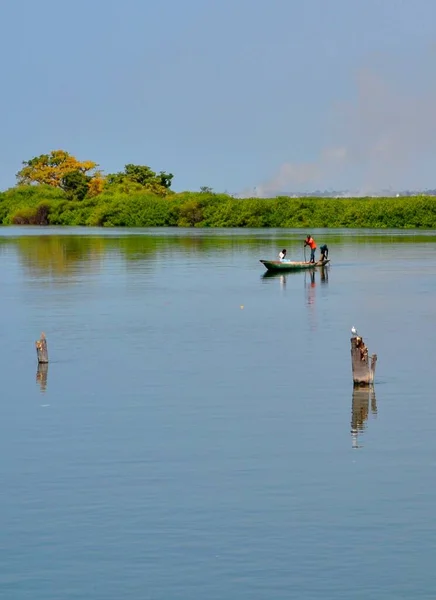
[36,362,48,393]
[351,385,377,448]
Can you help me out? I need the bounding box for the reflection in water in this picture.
[303,271,318,331]
[262,267,330,332]
[305,271,316,305]
[261,272,288,291]
[320,265,328,284]
[351,385,377,448]
[304,266,330,301]
[261,270,289,291]
[261,265,329,290]
[3,230,436,283]
[9,234,289,282]
[261,271,282,280]
[304,267,330,329]
[36,362,48,393]
[6,233,336,285]
[14,236,105,280]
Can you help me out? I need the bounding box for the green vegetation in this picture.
[1,149,436,228]
[2,186,436,228]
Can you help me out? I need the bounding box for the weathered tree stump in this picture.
[36,362,48,393]
[35,332,49,364]
[351,334,376,385]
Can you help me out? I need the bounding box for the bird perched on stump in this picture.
[351,326,357,336]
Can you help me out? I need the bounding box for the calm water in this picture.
[1,227,436,599]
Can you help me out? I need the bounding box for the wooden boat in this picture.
[260,259,330,272]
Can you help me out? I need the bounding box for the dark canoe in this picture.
[260,259,330,272]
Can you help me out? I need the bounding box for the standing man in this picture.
[304,234,317,263]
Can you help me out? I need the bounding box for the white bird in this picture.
[351,326,357,336]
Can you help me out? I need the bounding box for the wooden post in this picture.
[35,332,49,364]
[36,362,48,393]
[350,334,376,385]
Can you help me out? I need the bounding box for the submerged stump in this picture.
[351,334,376,385]
[35,332,49,364]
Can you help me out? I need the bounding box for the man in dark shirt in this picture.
[320,244,329,262]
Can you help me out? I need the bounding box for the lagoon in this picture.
[1,227,436,599]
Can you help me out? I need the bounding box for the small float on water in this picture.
[260,259,330,273]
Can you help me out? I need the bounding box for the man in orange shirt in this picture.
[304,234,317,263]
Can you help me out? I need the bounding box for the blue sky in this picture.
[1,0,436,195]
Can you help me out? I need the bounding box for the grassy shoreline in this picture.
[1,186,436,228]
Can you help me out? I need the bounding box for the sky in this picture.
[1,0,436,196]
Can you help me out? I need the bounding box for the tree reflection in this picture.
[8,233,276,281]
[14,235,105,279]
[6,232,334,284]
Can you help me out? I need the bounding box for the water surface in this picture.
[1,227,436,599]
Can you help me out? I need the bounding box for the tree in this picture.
[16,150,98,189]
[106,163,174,197]
[61,170,90,201]
[87,173,105,198]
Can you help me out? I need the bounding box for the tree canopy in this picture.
[106,164,174,197]
[16,150,98,187]
[15,151,174,201]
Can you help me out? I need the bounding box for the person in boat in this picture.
[320,244,329,262]
[304,235,317,263]
[278,249,287,262]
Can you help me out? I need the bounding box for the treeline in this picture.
[2,185,436,228]
[1,149,436,228]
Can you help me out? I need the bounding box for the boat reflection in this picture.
[36,362,48,393]
[261,270,287,289]
[261,270,285,280]
[261,265,329,287]
[351,385,377,448]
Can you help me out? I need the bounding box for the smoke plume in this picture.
[251,54,436,197]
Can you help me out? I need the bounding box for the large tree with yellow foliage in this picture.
[16,150,103,200]
[15,151,174,201]
[17,150,98,186]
